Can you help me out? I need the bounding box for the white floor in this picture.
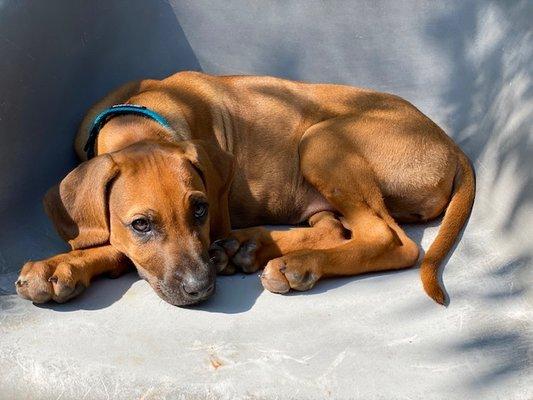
[1,205,531,399]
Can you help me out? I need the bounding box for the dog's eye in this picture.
[193,202,208,221]
[131,218,151,233]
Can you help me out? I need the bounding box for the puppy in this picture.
[16,72,474,306]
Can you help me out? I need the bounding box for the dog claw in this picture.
[242,241,257,252]
[213,238,240,257]
[233,240,260,273]
[48,275,58,283]
[54,283,86,303]
[209,244,229,272]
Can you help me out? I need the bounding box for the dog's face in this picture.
[109,143,215,305]
[44,140,234,306]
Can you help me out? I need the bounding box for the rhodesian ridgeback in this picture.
[16,72,475,306]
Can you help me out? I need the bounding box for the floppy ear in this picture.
[43,154,119,250]
[183,140,235,240]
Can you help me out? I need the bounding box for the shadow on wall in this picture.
[0,0,201,272]
[241,0,532,236]
[423,0,532,394]
[425,0,532,232]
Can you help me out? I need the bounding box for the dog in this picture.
[15,72,475,306]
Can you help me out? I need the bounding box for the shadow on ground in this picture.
[422,0,532,392]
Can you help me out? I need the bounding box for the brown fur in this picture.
[16,72,475,306]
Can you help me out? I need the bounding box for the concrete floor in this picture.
[0,1,531,399]
[1,216,531,399]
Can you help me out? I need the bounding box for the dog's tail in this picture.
[420,150,475,305]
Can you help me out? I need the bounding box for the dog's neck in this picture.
[93,85,233,157]
[95,113,191,155]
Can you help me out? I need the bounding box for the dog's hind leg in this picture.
[260,121,420,293]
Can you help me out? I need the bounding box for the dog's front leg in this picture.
[209,211,348,274]
[16,245,131,303]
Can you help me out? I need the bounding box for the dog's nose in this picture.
[182,279,215,299]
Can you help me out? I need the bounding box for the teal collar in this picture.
[84,104,171,158]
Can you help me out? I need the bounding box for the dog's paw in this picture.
[16,260,88,303]
[261,253,322,293]
[209,237,262,274]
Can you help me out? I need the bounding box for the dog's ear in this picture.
[44,154,119,250]
[183,140,235,240]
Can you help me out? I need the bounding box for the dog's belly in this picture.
[228,173,335,228]
[298,191,337,222]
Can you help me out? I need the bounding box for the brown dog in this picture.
[15,72,474,306]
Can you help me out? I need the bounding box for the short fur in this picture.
[16,72,475,306]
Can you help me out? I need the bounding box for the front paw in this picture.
[16,260,88,303]
[209,236,262,274]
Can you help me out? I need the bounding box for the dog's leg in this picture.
[260,207,419,293]
[209,211,349,274]
[260,122,420,293]
[16,246,131,303]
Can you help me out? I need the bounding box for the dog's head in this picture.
[44,140,234,306]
